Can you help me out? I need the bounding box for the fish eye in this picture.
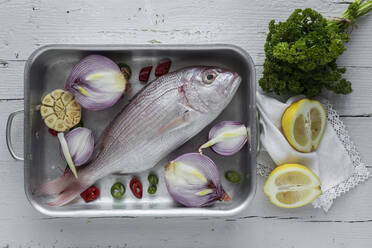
[203,71,217,84]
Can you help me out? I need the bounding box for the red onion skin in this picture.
[60,127,94,166]
[165,153,227,207]
[209,121,247,156]
[65,55,126,111]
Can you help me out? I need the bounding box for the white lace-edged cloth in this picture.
[256,92,370,211]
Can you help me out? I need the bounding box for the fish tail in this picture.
[48,181,88,207]
[34,173,76,196]
[34,171,91,207]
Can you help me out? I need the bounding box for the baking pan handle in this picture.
[6,110,24,161]
[255,106,261,153]
[248,107,261,154]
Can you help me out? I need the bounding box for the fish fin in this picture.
[155,117,186,136]
[34,172,75,196]
[35,171,89,207]
[155,110,195,136]
[48,182,87,207]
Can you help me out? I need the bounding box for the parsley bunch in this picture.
[259,0,372,97]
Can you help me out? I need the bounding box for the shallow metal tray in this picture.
[7,44,257,217]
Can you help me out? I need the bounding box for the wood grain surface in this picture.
[0,0,371,247]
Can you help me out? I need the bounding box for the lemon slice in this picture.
[282,99,326,153]
[263,164,322,208]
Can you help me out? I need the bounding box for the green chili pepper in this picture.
[147,184,157,195]
[118,63,132,80]
[225,170,241,183]
[148,173,159,185]
[110,182,125,199]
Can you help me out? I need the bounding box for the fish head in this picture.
[181,66,241,112]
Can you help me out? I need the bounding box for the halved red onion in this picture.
[199,121,247,156]
[165,153,229,207]
[65,55,127,111]
[58,127,94,178]
[64,127,94,166]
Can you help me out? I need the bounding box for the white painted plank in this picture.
[2,216,372,248]
[323,68,372,116]
[0,0,371,67]
[0,60,24,99]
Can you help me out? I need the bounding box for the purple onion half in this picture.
[165,153,229,207]
[65,55,127,111]
[203,121,247,156]
[60,127,94,166]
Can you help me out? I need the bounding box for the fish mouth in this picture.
[227,73,241,94]
[233,73,242,85]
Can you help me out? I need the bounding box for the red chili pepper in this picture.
[80,185,100,203]
[155,59,172,77]
[139,66,153,83]
[48,128,58,136]
[130,177,143,199]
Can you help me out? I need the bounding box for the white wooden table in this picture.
[1,0,372,247]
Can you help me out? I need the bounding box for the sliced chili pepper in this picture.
[48,128,58,136]
[80,185,100,203]
[139,66,153,83]
[111,182,125,199]
[155,59,172,77]
[147,184,157,195]
[148,173,159,185]
[130,177,143,199]
[225,170,241,183]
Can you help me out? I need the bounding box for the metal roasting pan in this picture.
[6,44,257,217]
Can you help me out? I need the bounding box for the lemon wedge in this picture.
[282,99,326,153]
[263,164,322,208]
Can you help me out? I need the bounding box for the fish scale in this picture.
[107,72,182,140]
[89,87,183,179]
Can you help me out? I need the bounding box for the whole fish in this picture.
[36,66,241,206]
